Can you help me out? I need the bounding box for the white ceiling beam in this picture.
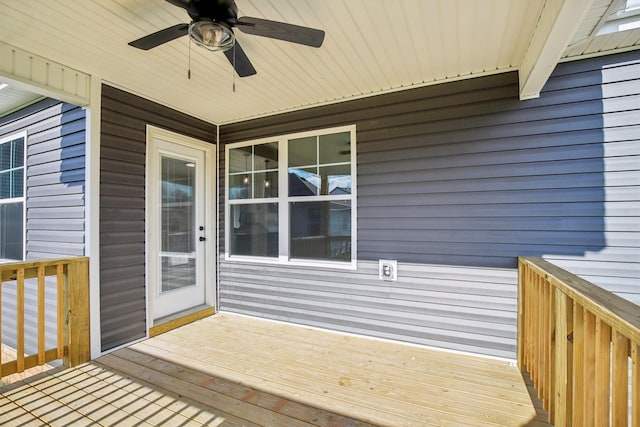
[518,0,598,100]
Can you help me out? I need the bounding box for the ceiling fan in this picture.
[128,0,325,77]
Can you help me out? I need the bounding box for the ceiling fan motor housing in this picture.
[189,20,235,51]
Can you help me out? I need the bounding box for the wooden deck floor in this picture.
[1,313,551,426]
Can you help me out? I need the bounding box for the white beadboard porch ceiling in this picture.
[0,0,639,125]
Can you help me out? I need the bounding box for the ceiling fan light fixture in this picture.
[189,21,235,51]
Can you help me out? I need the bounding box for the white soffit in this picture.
[0,0,637,124]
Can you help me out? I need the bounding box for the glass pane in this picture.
[319,164,351,195]
[229,146,252,173]
[161,156,196,292]
[0,142,10,170]
[12,139,24,167]
[230,203,278,257]
[11,169,23,198]
[254,171,278,198]
[319,132,350,164]
[0,172,9,199]
[290,201,351,261]
[254,142,278,171]
[161,256,195,292]
[229,174,252,200]
[0,202,23,260]
[289,136,317,167]
[289,167,319,196]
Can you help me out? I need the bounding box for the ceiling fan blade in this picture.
[164,0,191,10]
[224,41,257,77]
[129,23,189,50]
[236,17,324,48]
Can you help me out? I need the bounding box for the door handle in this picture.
[199,236,206,242]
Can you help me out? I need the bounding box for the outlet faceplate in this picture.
[379,259,397,281]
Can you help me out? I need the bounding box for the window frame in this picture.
[0,132,27,262]
[225,124,357,269]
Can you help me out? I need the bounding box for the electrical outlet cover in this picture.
[378,259,397,281]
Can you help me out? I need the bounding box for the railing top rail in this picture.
[520,256,640,343]
[0,257,89,271]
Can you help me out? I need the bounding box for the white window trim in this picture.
[225,124,357,270]
[0,131,27,261]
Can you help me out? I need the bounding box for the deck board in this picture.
[138,313,550,426]
[1,313,551,426]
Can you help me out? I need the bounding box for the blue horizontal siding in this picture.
[218,51,640,358]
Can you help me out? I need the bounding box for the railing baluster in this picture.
[532,272,539,388]
[612,329,629,426]
[57,263,64,359]
[16,267,25,373]
[541,276,548,405]
[584,309,596,426]
[546,277,555,418]
[573,301,585,427]
[594,317,612,426]
[37,265,45,366]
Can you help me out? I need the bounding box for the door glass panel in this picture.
[161,156,196,292]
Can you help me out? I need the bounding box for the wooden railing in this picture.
[518,256,640,426]
[0,257,90,379]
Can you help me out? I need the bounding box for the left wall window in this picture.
[0,134,25,261]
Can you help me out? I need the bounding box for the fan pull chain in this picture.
[188,38,192,79]
[232,44,236,93]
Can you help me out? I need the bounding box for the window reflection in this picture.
[288,166,351,196]
[230,203,278,257]
[290,201,351,261]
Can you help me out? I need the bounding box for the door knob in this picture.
[199,236,206,241]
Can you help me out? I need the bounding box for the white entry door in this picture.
[147,128,214,321]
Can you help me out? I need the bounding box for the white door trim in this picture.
[145,125,216,328]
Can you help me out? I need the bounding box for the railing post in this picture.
[554,288,571,426]
[63,259,90,367]
[517,257,526,370]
